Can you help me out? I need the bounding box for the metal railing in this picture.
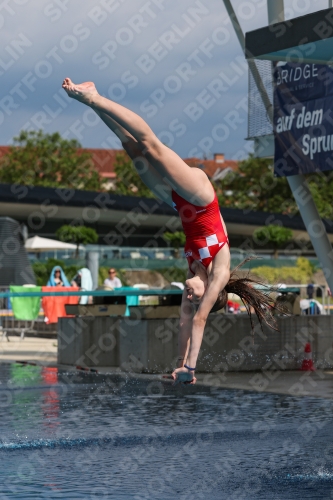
[0,289,182,298]
[0,287,183,340]
[0,282,330,342]
[0,286,61,340]
[28,245,320,267]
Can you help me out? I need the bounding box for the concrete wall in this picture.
[58,314,333,372]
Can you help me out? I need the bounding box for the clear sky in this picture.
[0,0,328,160]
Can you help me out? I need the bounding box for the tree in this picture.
[0,130,105,191]
[215,155,297,214]
[251,257,315,284]
[305,171,333,220]
[215,154,333,220]
[253,225,293,258]
[56,225,98,258]
[113,151,153,198]
[163,231,186,258]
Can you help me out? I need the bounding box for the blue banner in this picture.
[273,62,333,177]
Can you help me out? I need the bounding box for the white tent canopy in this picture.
[25,236,80,253]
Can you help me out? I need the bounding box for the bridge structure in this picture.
[0,182,331,255]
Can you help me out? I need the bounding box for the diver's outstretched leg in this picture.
[96,110,172,205]
[62,78,213,206]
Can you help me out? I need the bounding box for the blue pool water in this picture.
[0,364,333,499]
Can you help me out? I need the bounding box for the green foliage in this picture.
[56,225,98,245]
[251,257,314,284]
[296,256,317,275]
[159,266,188,284]
[215,154,333,219]
[113,151,153,198]
[163,231,186,249]
[56,225,98,257]
[305,171,333,220]
[215,155,296,214]
[0,130,105,191]
[253,225,293,256]
[32,258,80,286]
[32,261,49,286]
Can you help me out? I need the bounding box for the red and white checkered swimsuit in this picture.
[172,189,229,274]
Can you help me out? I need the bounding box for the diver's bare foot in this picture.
[62,77,98,105]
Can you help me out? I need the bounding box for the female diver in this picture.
[62,78,277,385]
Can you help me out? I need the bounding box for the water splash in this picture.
[0,430,225,452]
[286,469,333,482]
[0,437,105,451]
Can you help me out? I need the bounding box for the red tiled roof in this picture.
[0,146,10,159]
[183,157,239,178]
[81,148,123,179]
[0,146,238,180]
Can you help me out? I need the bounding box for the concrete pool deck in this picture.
[0,336,57,364]
[195,369,333,399]
[1,337,333,400]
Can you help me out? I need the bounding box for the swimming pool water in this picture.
[0,363,333,499]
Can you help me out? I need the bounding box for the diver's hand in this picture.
[172,367,197,385]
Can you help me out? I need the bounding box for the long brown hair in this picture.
[210,257,285,331]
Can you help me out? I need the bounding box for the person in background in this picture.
[307,283,314,300]
[71,268,93,305]
[71,272,81,288]
[47,266,70,287]
[104,269,122,288]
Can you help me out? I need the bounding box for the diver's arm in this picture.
[186,268,230,369]
[177,284,194,367]
[172,267,229,383]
